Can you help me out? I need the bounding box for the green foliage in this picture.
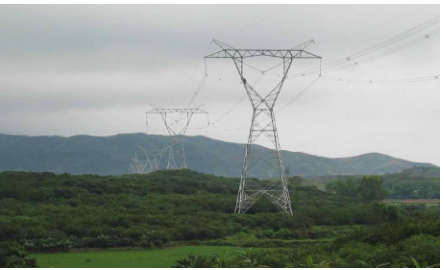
[412,258,421,268]
[174,214,440,267]
[0,170,402,252]
[324,167,440,199]
[357,176,387,202]
[172,254,215,268]
[0,170,439,268]
[0,241,37,268]
[327,175,387,202]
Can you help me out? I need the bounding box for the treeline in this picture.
[324,168,440,199]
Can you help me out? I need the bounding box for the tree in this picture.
[356,176,387,202]
[326,179,357,197]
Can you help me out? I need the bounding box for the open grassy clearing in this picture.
[383,199,439,207]
[32,246,249,268]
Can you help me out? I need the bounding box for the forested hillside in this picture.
[0,133,436,177]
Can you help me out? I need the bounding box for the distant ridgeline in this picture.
[0,133,437,177]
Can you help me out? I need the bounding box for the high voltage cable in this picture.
[207,74,265,126]
[149,39,266,131]
[350,29,440,65]
[185,74,208,108]
[322,75,439,84]
[320,28,440,75]
[344,16,439,60]
[349,5,432,36]
[278,27,439,80]
[259,58,322,83]
[182,41,214,109]
[209,76,321,132]
[190,74,265,131]
[315,16,438,74]
[275,76,320,114]
[210,73,439,133]
[291,20,439,77]
[261,13,437,78]
[286,15,439,78]
[209,94,247,126]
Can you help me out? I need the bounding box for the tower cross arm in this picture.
[205,49,321,59]
[291,39,315,50]
[146,108,208,115]
[206,38,321,59]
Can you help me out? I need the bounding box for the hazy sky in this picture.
[0,5,440,165]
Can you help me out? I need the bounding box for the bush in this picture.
[0,241,37,268]
[394,234,440,267]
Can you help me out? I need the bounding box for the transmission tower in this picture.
[129,147,168,174]
[205,39,321,215]
[146,105,208,170]
[129,151,148,174]
[142,146,171,172]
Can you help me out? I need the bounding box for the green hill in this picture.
[0,133,436,177]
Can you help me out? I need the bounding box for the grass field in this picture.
[383,199,440,207]
[32,246,248,268]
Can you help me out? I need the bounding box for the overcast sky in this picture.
[0,5,440,165]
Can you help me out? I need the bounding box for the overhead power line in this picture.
[275,76,320,114]
[320,28,440,75]
[322,75,440,84]
[285,15,439,78]
[349,5,433,36]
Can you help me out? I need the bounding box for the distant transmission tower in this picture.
[146,105,208,169]
[129,146,170,174]
[142,146,171,172]
[205,39,321,215]
[129,151,148,174]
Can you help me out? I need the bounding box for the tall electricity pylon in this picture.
[146,105,208,170]
[205,39,321,215]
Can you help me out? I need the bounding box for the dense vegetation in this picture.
[0,169,439,267]
[0,133,436,176]
[324,167,440,199]
[173,213,440,268]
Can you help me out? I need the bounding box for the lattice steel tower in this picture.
[146,105,208,170]
[205,39,321,215]
[130,146,171,174]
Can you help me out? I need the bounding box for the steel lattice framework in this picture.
[146,105,208,170]
[205,39,321,215]
[130,146,171,174]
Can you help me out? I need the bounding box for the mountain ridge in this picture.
[0,133,437,177]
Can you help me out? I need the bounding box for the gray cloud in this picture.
[0,5,439,165]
